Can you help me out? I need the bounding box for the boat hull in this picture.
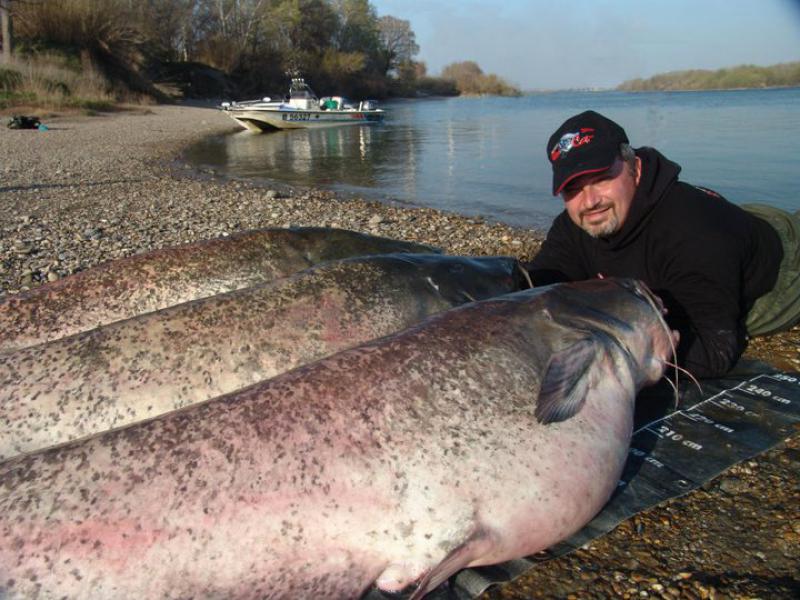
[225,108,384,131]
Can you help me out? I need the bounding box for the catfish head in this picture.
[383,254,530,305]
[534,278,677,424]
[555,278,676,385]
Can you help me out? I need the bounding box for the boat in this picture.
[220,77,385,132]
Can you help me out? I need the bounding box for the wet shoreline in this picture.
[0,104,544,297]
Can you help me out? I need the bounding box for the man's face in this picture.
[561,157,642,238]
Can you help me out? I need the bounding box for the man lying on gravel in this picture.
[525,110,800,378]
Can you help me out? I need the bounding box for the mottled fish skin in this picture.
[0,279,673,600]
[0,227,439,354]
[0,254,525,461]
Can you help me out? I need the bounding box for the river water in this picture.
[185,88,800,230]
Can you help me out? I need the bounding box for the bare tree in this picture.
[215,0,265,45]
[134,0,201,62]
[203,0,268,69]
[1,0,12,63]
[377,15,418,75]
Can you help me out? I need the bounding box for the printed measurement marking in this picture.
[685,411,736,433]
[740,383,792,405]
[741,383,772,397]
[769,373,798,385]
[646,424,704,451]
[713,395,760,418]
[634,372,797,435]
[629,447,665,468]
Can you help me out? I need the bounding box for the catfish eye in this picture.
[614,278,640,294]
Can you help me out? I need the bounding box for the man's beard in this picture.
[581,208,620,238]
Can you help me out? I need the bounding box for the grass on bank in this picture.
[0,53,154,112]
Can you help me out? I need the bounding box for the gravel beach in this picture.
[1,104,797,598]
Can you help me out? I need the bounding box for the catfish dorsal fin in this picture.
[408,528,495,600]
[535,336,598,425]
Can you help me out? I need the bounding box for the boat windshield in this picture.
[289,78,317,100]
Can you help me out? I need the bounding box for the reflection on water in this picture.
[189,125,394,188]
[186,98,559,229]
[186,89,800,230]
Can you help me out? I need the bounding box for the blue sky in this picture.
[371,0,800,90]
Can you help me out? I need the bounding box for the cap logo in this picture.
[550,128,595,162]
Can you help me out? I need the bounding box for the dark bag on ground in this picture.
[7,115,41,129]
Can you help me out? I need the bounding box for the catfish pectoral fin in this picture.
[535,336,597,424]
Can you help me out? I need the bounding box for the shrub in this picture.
[440,60,520,96]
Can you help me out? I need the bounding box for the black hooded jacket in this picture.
[527,147,783,378]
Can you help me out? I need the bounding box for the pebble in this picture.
[718,476,748,494]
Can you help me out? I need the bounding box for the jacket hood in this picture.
[601,147,681,250]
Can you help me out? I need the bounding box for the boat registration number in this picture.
[282,113,311,121]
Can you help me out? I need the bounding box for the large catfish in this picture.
[0,227,438,353]
[0,254,526,460]
[0,279,675,599]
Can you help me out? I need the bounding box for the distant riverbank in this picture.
[617,61,800,92]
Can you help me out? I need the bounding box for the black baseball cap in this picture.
[547,110,629,195]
